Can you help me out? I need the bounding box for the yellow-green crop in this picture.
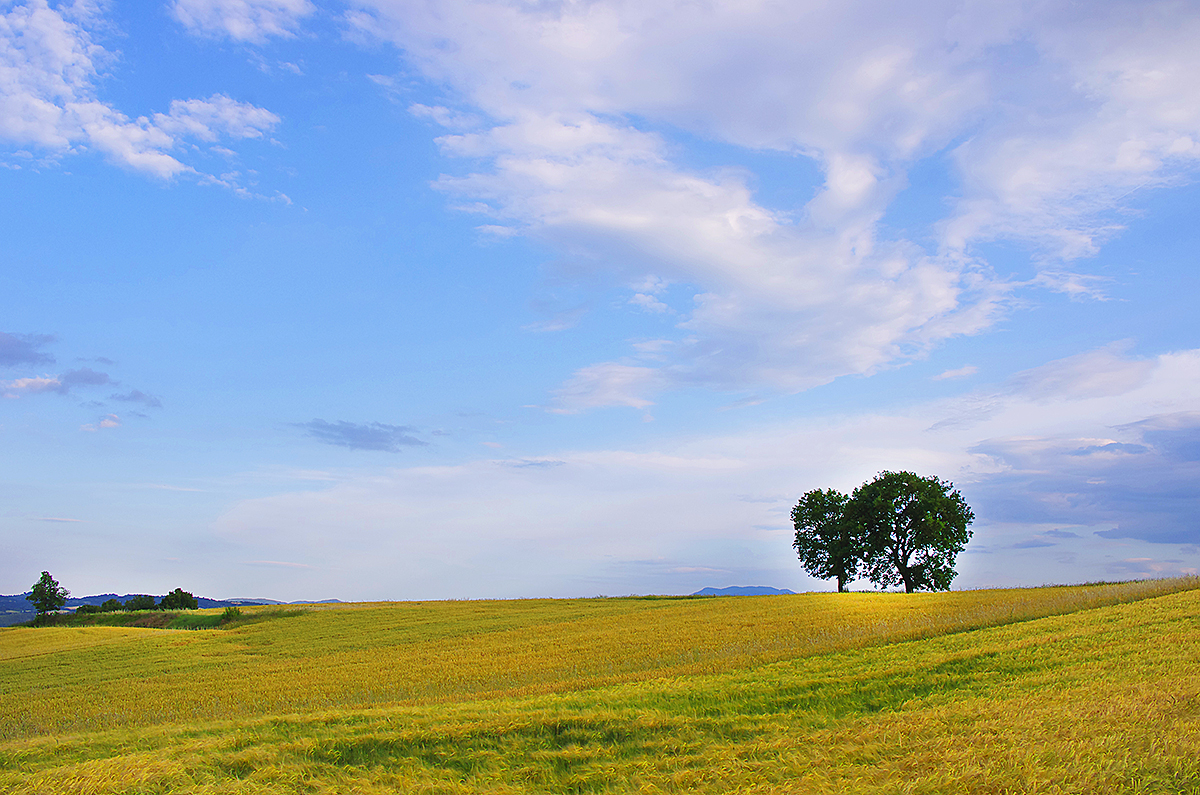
[1,577,1197,794]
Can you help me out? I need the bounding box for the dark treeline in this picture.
[25,572,200,617]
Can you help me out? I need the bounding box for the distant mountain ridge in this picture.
[691,586,796,596]
[0,593,341,626]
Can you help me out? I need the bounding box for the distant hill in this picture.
[691,586,796,596]
[0,593,341,626]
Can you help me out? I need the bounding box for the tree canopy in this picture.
[848,471,974,593]
[159,588,199,610]
[27,571,69,615]
[791,488,858,592]
[792,472,974,593]
[124,594,157,611]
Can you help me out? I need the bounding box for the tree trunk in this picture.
[837,573,846,592]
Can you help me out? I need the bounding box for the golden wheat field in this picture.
[2,578,1199,794]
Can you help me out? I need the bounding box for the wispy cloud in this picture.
[934,365,978,381]
[550,363,664,413]
[294,419,427,452]
[133,484,206,492]
[351,0,1200,410]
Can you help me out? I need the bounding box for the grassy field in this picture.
[1,578,1198,793]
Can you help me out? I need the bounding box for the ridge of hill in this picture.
[692,585,797,595]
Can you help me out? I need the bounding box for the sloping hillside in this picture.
[1,579,1198,794]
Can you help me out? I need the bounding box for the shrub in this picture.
[100,599,124,612]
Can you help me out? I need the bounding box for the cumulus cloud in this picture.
[0,1,279,178]
[153,95,281,142]
[349,0,1200,410]
[0,331,54,367]
[171,0,315,43]
[294,419,427,452]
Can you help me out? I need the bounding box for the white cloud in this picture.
[1,366,111,397]
[214,345,1200,598]
[1008,343,1154,402]
[350,0,1200,409]
[934,365,978,381]
[154,95,280,142]
[2,375,61,397]
[628,293,672,314]
[550,362,663,413]
[171,0,315,43]
[929,344,1160,431]
[0,1,279,178]
[943,2,1200,260]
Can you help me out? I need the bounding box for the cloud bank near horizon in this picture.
[210,345,1200,600]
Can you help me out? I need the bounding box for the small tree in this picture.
[159,588,199,610]
[100,598,124,612]
[847,471,974,593]
[792,488,860,592]
[124,594,157,611]
[27,571,69,615]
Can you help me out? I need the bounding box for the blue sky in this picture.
[2,0,1199,601]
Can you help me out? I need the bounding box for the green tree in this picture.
[159,588,199,610]
[846,471,974,593]
[791,488,860,592]
[124,594,157,611]
[26,571,69,615]
[100,598,124,612]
